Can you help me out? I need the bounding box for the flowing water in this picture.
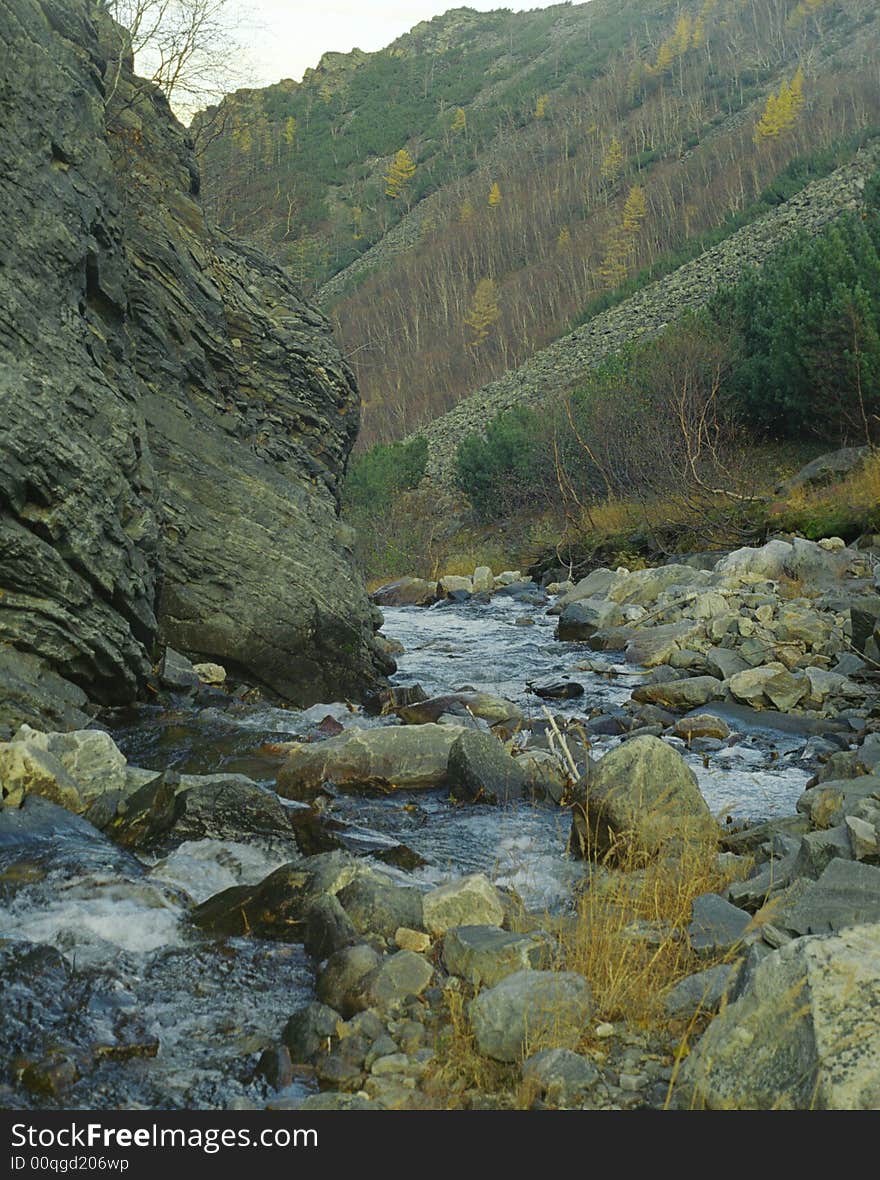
[0,595,830,1109]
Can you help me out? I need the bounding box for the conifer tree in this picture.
[451,107,467,133]
[557,226,571,252]
[385,148,417,199]
[284,116,297,148]
[459,199,475,224]
[488,181,502,208]
[535,93,549,119]
[464,277,500,345]
[600,137,624,185]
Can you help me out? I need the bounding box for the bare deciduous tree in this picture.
[102,0,248,120]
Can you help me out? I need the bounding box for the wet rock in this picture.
[395,692,523,735]
[673,713,731,742]
[296,1092,378,1111]
[160,648,199,693]
[276,723,466,800]
[423,874,504,936]
[0,743,81,811]
[303,894,358,960]
[336,875,424,942]
[364,950,433,1009]
[521,1048,599,1106]
[631,676,723,712]
[705,647,749,681]
[363,683,429,717]
[528,679,585,699]
[191,863,314,940]
[101,771,178,849]
[665,964,735,1018]
[472,566,494,594]
[763,670,808,713]
[678,923,880,1109]
[447,730,529,803]
[371,578,438,607]
[469,970,593,1063]
[256,1044,293,1091]
[160,774,303,848]
[570,736,716,861]
[282,1002,342,1064]
[516,749,568,804]
[556,599,623,641]
[315,944,382,1018]
[439,575,473,597]
[688,894,752,957]
[443,925,553,988]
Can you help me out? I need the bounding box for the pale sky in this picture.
[233,1,571,90]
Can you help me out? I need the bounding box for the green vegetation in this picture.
[344,435,427,511]
[711,186,880,440]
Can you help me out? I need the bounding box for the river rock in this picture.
[443,925,553,988]
[521,1048,599,1105]
[688,894,752,957]
[2,725,129,814]
[528,679,585,699]
[625,621,706,668]
[0,0,388,734]
[555,599,622,640]
[315,944,382,1018]
[796,776,880,829]
[422,874,504,935]
[363,950,433,1009]
[548,567,623,615]
[469,970,594,1063]
[159,648,199,694]
[665,964,735,1018]
[631,676,723,712]
[516,749,568,804]
[191,863,314,939]
[608,565,717,607]
[472,566,494,593]
[193,662,227,686]
[303,894,358,960]
[447,730,529,803]
[336,876,424,942]
[276,723,466,799]
[570,735,716,861]
[0,742,82,811]
[371,578,438,607]
[673,714,731,742]
[283,1002,342,1064]
[439,575,473,596]
[678,923,880,1109]
[728,665,787,708]
[772,859,880,936]
[395,692,523,735]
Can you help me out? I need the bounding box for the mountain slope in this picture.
[196,0,880,444]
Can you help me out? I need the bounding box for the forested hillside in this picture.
[195,0,880,446]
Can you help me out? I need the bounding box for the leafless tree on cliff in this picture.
[102,0,249,121]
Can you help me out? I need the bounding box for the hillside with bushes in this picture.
[195,0,880,445]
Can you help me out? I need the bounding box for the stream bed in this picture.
[0,596,826,1109]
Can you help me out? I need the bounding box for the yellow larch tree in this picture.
[557,225,571,252]
[464,278,500,346]
[600,136,625,185]
[488,181,502,208]
[754,71,804,143]
[535,93,549,119]
[600,184,649,290]
[283,116,297,148]
[459,199,475,225]
[385,148,417,199]
[451,106,467,133]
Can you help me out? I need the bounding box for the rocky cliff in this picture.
[0,0,391,737]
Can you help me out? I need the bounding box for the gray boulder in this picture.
[276,723,466,799]
[447,730,529,803]
[521,1048,599,1105]
[443,925,553,988]
[665,964,735,1019]
[422,874,504,935]
[570,735,716,861]
[688,893,752,957]
[678,923,880,1109]
[469,970,593,1063]
[315,944,382,1018]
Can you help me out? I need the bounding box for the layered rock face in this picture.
[0,0,389,735]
